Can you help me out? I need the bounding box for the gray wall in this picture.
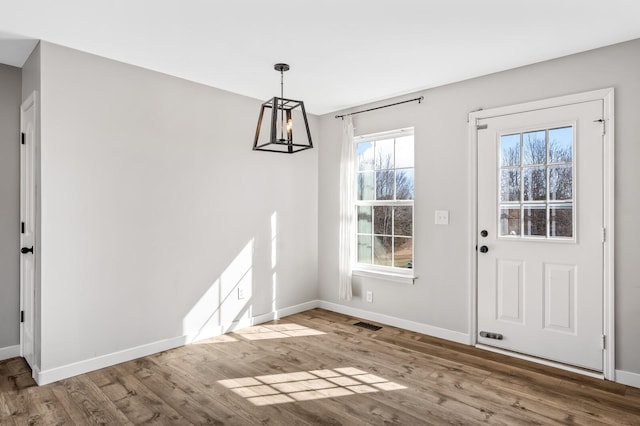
[318,38,640,376]
[36,42,318,373]
[0,63,21,350]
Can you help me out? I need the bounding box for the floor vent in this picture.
[354,322,382,331]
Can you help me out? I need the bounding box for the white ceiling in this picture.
[1,1,639,114]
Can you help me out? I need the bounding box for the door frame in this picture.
[468,88,615,380]
[20,91,38,372]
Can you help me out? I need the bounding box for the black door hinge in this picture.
[21,222,25,234]
[20,311,24,323]
[21,132,25,145]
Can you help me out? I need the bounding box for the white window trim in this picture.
[352,267,416,285]
[352,127,415,283]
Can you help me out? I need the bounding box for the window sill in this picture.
[352,268,416,285]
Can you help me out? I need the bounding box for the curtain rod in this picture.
[334,96,424,119]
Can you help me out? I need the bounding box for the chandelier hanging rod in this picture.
[334,96,424,120]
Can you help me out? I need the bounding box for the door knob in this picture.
[479,245,489,253]
[21,246,34,254]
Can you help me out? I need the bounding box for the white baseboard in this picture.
[36,335,189,385]
[275,300,321,320]
[318,300,471,345]
[0,345,20,361]
[616,369,640,389]
[35,299,321,386]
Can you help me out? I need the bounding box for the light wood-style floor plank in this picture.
[1,308,639,425]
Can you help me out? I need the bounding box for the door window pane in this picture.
[550,204,573,237]
[523,166,546,201]
[549,165,572,200]
[500,169,521,202]
[549,127,573,163]
[394,237,412,268]
[497,126,575,240]
[523,130,546,165]
[500,207,521,236]
[523,206,546,237]
[500,134,521,166]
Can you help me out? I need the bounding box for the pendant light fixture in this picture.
[253,63,313,153]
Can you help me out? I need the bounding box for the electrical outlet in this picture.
[366,290,373,303]
[238,287,246,300]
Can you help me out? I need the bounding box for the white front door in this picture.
[477,99,604,371]
[20,92,37,370]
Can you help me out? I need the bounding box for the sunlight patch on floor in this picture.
[233,323,325,341]
[218,367,406,406]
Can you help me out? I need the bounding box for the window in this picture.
[499,126,574,239]
[354,128,414,274]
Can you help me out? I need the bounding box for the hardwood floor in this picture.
[1,308,639,425]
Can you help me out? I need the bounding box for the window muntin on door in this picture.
[498,125,575,240]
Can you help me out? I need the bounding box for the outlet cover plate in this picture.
[435,210,450,225]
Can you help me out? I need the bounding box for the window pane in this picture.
[357,141,374,171]
[357,235,372,264]
[549,165,572,200]
[396,168,414,200]
[523,206,546,237]
[550,204,573,237]
[500,134,520,166]
[394,237,412,269]
[523,130,546,165]
[549,127,572,163]
[395,136,414,168]
[373,206,392,235]
[523,166,546,201]
[357,206,372,234]
[500,169,520,202]
[376,170,394,200]
[375,139,394,170]
[394,206,412,236]
[500,207,521,236]
[357,172,374,200]
[373,236,392,266]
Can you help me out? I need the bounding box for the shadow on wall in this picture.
[182,212,280,341]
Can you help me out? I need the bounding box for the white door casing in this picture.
[20,92,37,370]
[470,89,614,377]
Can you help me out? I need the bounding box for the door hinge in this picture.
[602,227,606,243]
[477,124,488,130]
[594,119,605,136]
[20,311,24,323]
[21,222,25,234]
[21,132,25,145]
[601,335,606,350]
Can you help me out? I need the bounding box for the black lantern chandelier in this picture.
[253,63,313,153]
